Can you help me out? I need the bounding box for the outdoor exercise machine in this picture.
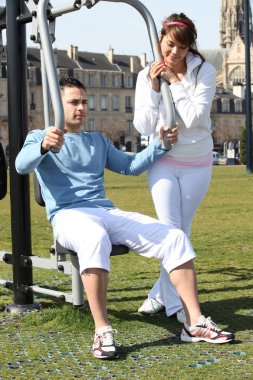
[0,0,175,313]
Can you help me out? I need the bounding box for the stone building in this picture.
[28,45,146,152]
[0,44,146,154]
[200,0,253,153]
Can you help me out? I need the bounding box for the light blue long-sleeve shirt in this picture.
[15,129,166,222]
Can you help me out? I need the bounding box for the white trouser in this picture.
[147,162,212,316]
[53,207,195,275]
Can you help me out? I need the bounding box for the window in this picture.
[124,75,133,88]
[88,95,95,111]
[221,98,230,112]
[88,74,96,87]
[101,74,108,87]
[100,95,107,111]
[88,118,95,131]
[126,120,133,135]
[125,96,132,112]
[75,70,83,83]
[234,99,242,113]
[211,99,217,113]
[1,63,7,78]
[112,75,120,88]
[30,93,36,110]
[112,95,119,111]
[229,66,245,86]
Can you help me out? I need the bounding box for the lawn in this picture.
[0,166,253,379]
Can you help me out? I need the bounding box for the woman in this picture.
[134,13,216,323]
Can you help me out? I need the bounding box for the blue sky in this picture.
[47,0,222,59]
[1,1,253,60]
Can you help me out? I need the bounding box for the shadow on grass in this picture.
[116,335,239,361]
[105,297,250,359]
[107,296,252,335]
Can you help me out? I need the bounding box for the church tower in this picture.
[220,0,253,48]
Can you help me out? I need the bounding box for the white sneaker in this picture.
[181,315,234,344]
[138,298,164,314]
[92,326,119,359]
[176,308,186,324]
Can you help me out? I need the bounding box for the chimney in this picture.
[140,53,147,68]
[67,44,78,60]
[108,46,114,63]
[130,56,139,73]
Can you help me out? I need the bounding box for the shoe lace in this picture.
[101,329,117,346]
[205,317,221,332]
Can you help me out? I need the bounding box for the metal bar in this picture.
[37,0,64,132]
[31,285,66,300]
[244,0,253,173]
[98,0,175,149]
[49,0,84,17]
[6,0,39,312]
[31,285,76,303]
[40,49,51,126]
[15,1,83,26]
[70,255,84,305]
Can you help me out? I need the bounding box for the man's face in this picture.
[61,86,88,132]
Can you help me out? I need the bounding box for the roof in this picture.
[26,47,142,73]
[77,51,118,71]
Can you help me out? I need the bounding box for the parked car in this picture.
[212,151,227,165]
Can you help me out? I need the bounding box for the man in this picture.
[16,77,233,360]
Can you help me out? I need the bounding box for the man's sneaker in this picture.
[138,298,165,314]
[92,327,118,359]
[181,315,234,344]
[176,308,186,324]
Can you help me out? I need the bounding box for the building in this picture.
[0,44,147,154]
[199,0,252,154]
[28,45,146,153]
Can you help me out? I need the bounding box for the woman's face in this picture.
[160,32,189,67]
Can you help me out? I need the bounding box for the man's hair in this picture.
[59,77,86,93]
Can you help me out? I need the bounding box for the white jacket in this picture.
[133,52,216,158]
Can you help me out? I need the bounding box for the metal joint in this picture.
[20,284,33,296]
[2,253,12,264]
[5,281,13,290]
[20,255,32,267]
[25,0,55,44]
[58,264,64,272]
[76,0,101,9]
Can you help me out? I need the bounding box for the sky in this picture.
[1,0,253,60]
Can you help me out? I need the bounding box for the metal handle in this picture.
[100,0,175,149]
[37,0,65,140]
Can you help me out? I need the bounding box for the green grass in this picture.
[0,166,253,379]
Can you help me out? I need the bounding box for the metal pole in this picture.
[6,0,40,312]
[244,0,253,173]
[100,0,175,150]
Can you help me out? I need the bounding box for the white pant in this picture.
[53,207,196,275]
[147,162,212,316]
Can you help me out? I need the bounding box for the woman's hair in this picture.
[161,13,205,62]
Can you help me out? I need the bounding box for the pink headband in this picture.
[163,21,192,29]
